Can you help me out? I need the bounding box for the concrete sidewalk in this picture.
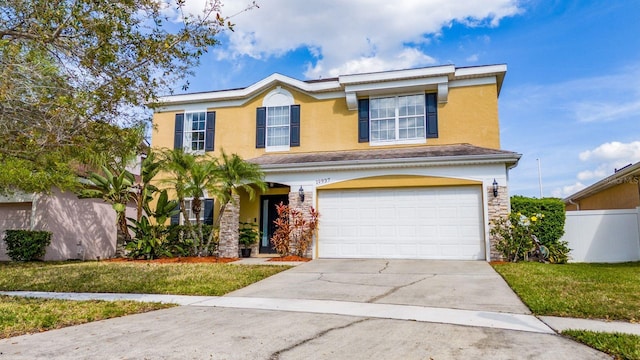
[3,290,639,336]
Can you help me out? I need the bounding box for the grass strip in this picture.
[0,295,172,339]
[492,262,640,321]
[563,330,640,360]
[0,262,291,296]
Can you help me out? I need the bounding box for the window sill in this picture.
[265,146,291,152]
[369,138,427,147]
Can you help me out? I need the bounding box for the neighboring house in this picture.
[152,64,521,261]
[0,189,136,261]
[564,162,640,210]
[0,154,144,261]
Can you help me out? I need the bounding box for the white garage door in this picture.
[317,186,485,260]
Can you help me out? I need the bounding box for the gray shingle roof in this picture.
[248,144,520,166]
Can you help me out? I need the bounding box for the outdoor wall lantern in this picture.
[492,179,499,197]
[298,186,305,203]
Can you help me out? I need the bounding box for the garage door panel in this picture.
[318,186,485,260]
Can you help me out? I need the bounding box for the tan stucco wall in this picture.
[568,182,640,210]
[151,83,502,159]
[318,175,482,190]
[0,203,32,261]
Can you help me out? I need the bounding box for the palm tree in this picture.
[159,148,198,244]
[183,158,217,255]
[80,165,135,257]
[134,151,162,221]
[205,149,266,251]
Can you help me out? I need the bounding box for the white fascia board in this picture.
[449,77,497,88]
[454,64,507,78]
[343,76,447,95]
[339,65,455,85]
[155,73,341,108]
[156,91,345,113]
[259,153,521,174]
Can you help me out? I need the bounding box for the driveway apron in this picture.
[227,259,531,314]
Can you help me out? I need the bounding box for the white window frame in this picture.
[369,93,427,146]
[182,197,207,225]
[266,105,291,152]
[183,110,207,154]
[263,87,294,152]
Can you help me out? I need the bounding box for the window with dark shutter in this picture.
[256,107,266,148]
[205,111,215,151]
[174,113,184,149]
[358,99,369,143]
[203,199,214,225]
[290,105,300,147]
[170,202,180,225]
[426,93,438,138]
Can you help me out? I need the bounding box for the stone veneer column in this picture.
[487,185,509,261]
[288,190,314,258]
[218,194,240,258]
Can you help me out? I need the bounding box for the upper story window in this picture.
[174,111,215,153]
[185,112,206,152]
[359,92,438,145]
[256,87,300,151]
[370,94,425,144]
[267,105,290,148]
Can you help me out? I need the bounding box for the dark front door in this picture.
[259,195,289,254]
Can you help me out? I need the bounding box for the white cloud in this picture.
[207,0,522,78]
[551,182,586,198]
[466,54,479,62]
[579,141,640,162]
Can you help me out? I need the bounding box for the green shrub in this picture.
[3,230,52,261]
[490,213,537,262]
[166,224,215,256]
[511,196,566,246]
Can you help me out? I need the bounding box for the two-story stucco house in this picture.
[151,64,521,261]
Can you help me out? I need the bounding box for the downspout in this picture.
[567,198,580,211]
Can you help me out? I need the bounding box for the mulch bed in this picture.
[105,257,238,264]
[267,255,311,262]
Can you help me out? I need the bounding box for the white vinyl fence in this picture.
[561,208,640,263]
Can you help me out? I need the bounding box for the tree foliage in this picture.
[0,0,253,193]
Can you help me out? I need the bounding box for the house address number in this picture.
[315,177,331,185]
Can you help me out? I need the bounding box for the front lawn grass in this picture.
[0,261,291,339]
[562,330,640,360]
[0,261,291,296]
[492,262,640,321]
[0,295,172,339]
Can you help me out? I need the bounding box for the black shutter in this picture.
[256,107,266,148]
[290,105,300,147]
[426,93,438,138]
[174,113,184,149]
[170,202,181,225]
[203,199,214,225]
[205,111,215,151]
[358,99,369,143]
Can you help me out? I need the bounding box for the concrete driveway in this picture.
[0,259,610,359]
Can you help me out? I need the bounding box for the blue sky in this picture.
[171,0,640,198]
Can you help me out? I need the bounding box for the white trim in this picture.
[449,77,497,88]
[455,64,507,78]
[370,138,427,147]
[156,73,341,106]
[339,65,456,85]
[263,87,294,107]
[344,76,446,95]
[258,154,521,174]
[265,145,291,153]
